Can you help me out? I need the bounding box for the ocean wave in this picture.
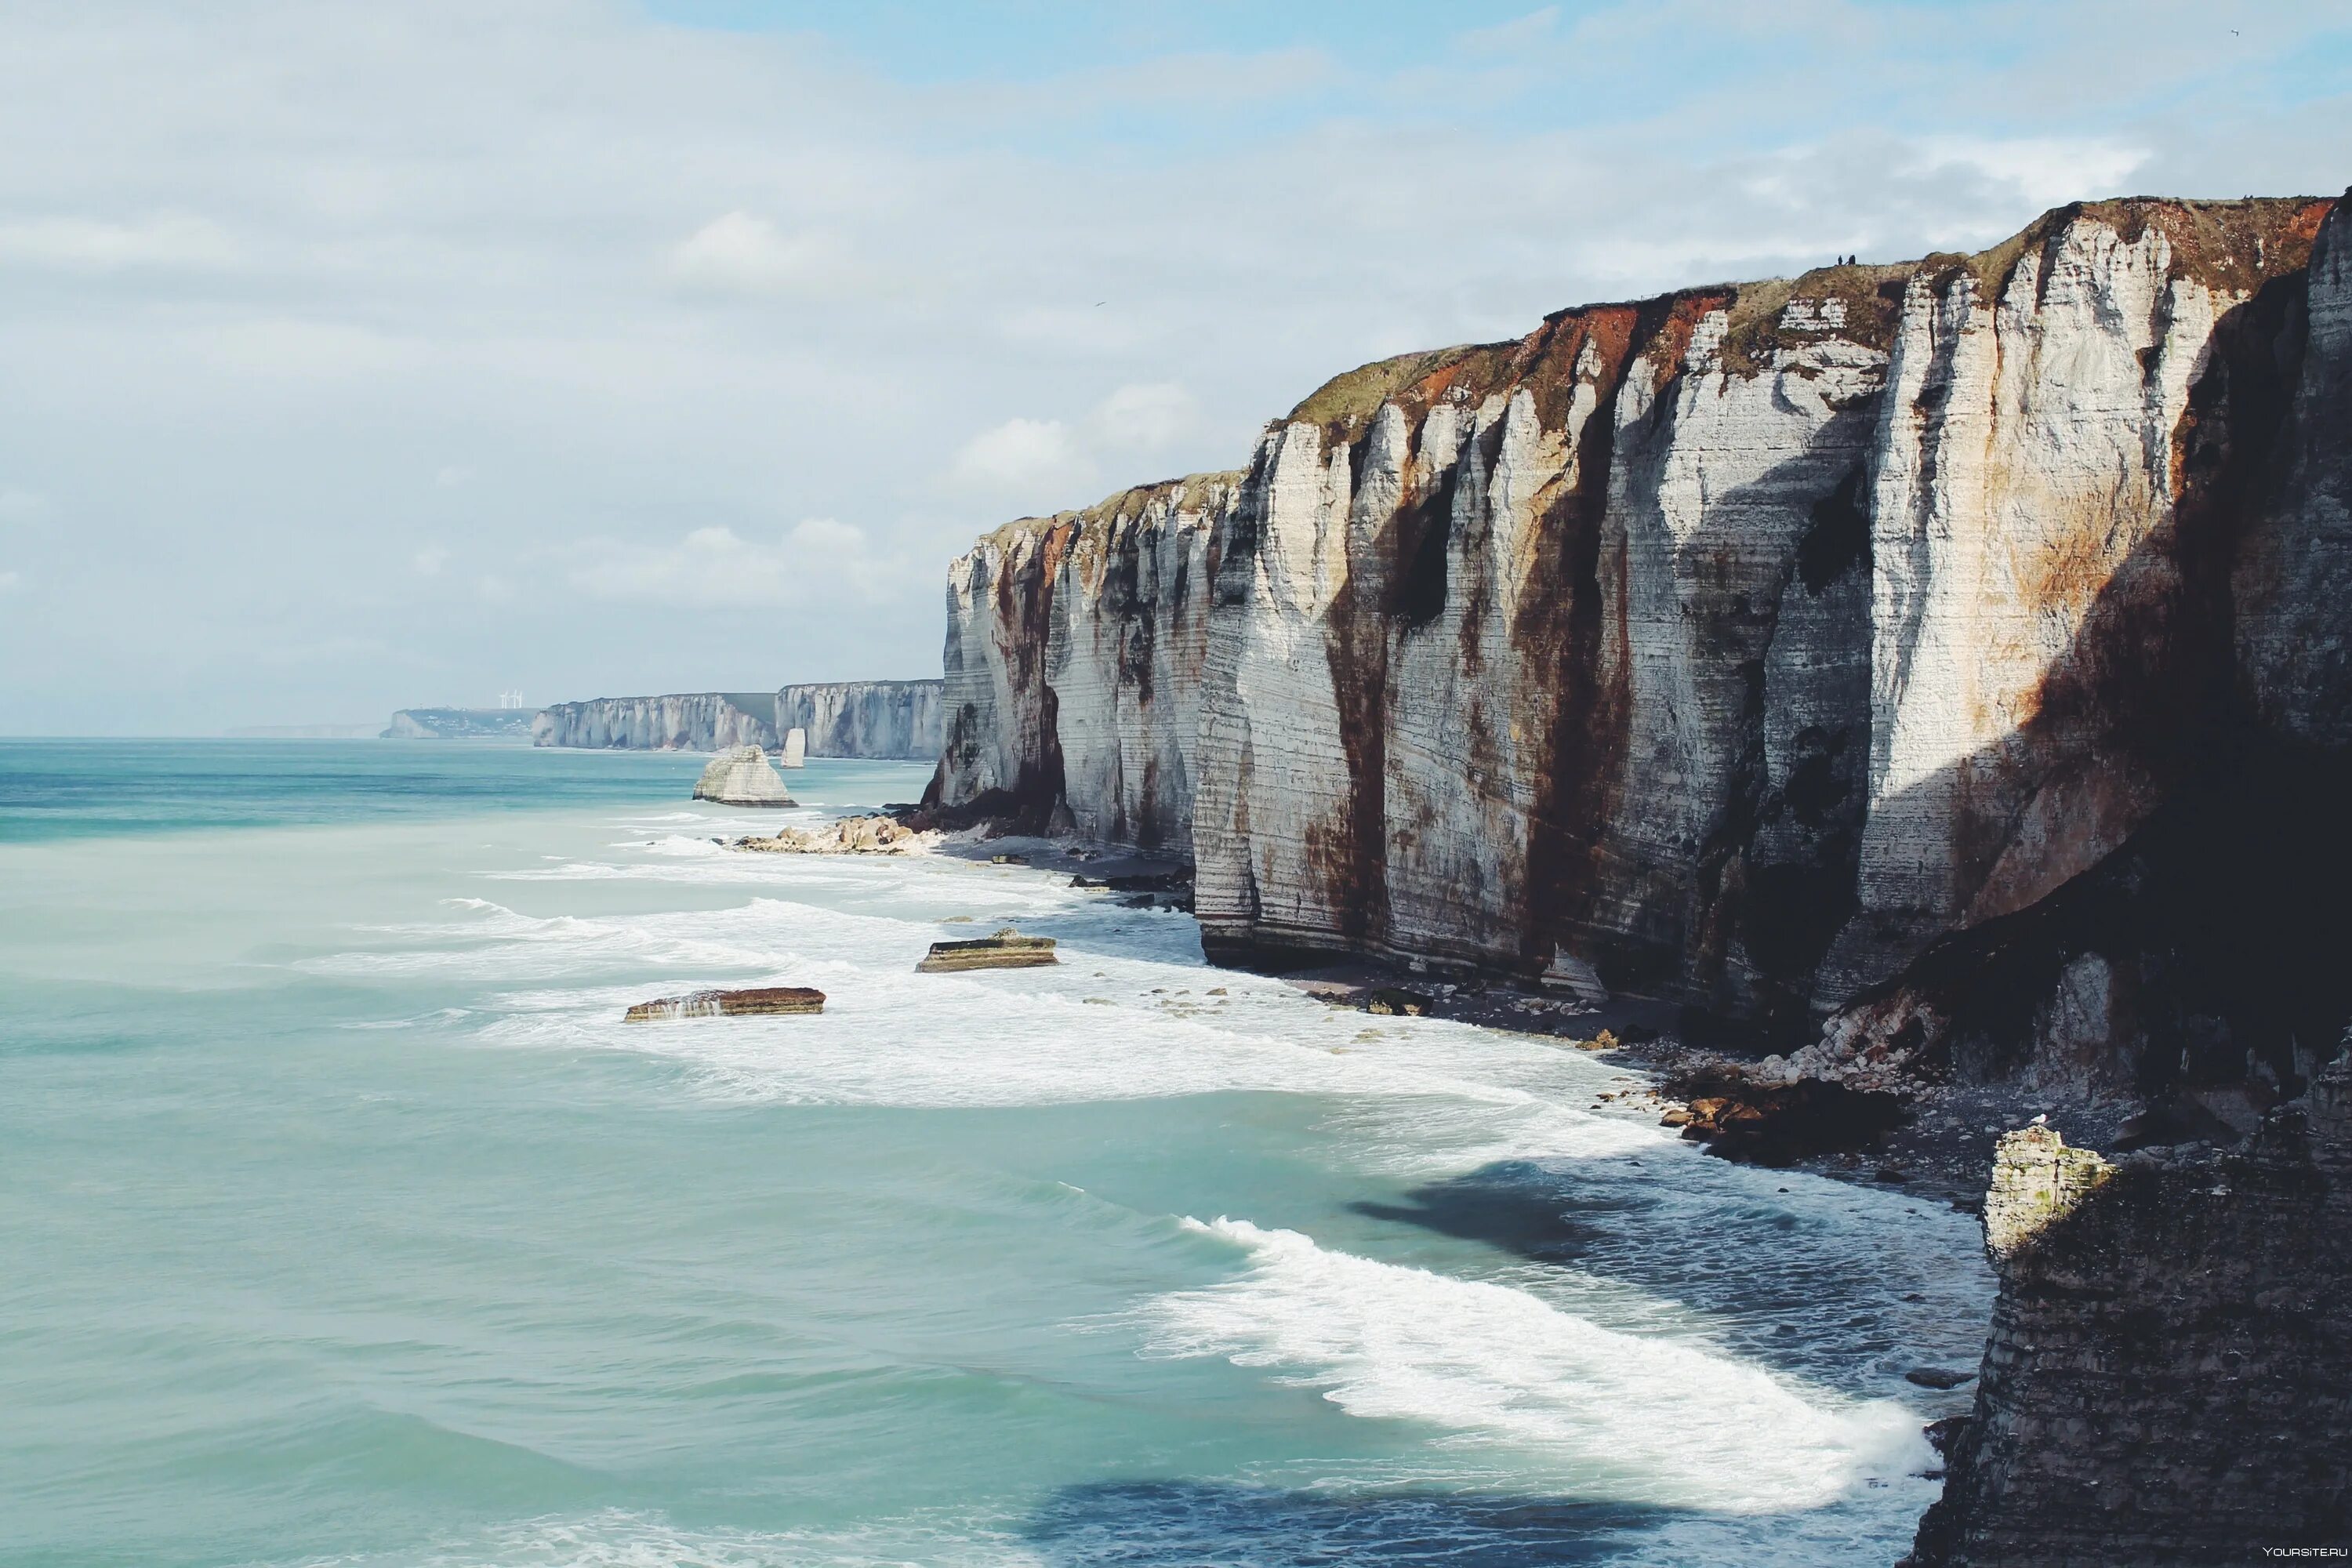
[1134,1218,1926,1514]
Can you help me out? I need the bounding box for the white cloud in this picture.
[1456,7,1560,56]
[1900,136,2152,211]
[0,211,238,272]
[434,466,473,488]
[0,569,20,593]
[566,517,900,607]
[946,417,1094,501]
[942,383,1204,512]
[412,545,450,575]
[0,0,2342,730]
[1088,383,1198,454]
[667,212,855,297]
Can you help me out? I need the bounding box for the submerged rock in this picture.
[916,927,1058,973]
[693,746,796,807]
[624,985,826,1021]
[1904,1367,1976,1390]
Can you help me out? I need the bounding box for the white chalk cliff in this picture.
[931,194,2352,1070]
[536,682,941,759]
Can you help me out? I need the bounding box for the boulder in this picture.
[693,745,796,807]
[624,985,826,1021]
[1365,987,1432,1017]
[916,927,1059,973]
[1905,1367,1978,1391]
[1658,1064,1906,1166]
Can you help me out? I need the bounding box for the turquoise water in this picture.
[0,741,1991,1566]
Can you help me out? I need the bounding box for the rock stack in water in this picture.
[916,927,1058,972]
[1912,1065,2352,1563]
[624,986,826,1021]
[693,745,796,807]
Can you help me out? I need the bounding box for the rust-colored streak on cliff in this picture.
[1518,299,1688,981]
[938,192,2350,1067]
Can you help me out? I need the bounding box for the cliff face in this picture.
[535,683,941,759]
[1910,1074,2352,1564]
[533,692,779,751]
[935,193,2349,1062]
[383,707,539,739]
[932,477,1236,847]
[778,680,942,762]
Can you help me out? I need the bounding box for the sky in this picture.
[1,1,2347,733]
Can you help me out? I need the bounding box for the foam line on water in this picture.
[310,882,1668,1173]
[289,1506,1047,1567]
[1138,1218,1926,1513]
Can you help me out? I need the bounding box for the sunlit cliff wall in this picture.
[935,194,2347,1057]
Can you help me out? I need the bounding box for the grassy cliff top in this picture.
[972,470,1245,554]
[1280,194,2337,439]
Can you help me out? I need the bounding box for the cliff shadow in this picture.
[1811,260,2352,1111]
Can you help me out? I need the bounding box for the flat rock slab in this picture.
[625,985,826,1021]
[916,927,1058,973]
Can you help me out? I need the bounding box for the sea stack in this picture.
[693,745,796,807]
[781,727,807,768]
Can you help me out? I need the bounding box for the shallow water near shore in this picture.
[0,740,1992,1566]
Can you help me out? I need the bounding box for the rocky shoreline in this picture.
[899,183,2352,1557]
[808,797,2352,1553]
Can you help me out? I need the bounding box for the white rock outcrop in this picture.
[693,746,796,807]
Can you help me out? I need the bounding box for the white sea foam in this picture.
[299,1507,1047,1568]
[299,860,1670,1177]
[1138,1218,1926,1513]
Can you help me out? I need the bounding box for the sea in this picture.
[0,739,1993,1567]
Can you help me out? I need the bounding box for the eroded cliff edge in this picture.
[935,194,2352,1076]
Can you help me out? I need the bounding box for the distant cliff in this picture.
[933,193,2352,1073]
[532,692,779,752]
[779,680,942,761]
[383,708,539,739]
[536,682,941,759]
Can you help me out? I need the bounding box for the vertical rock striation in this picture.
[775,681,942,761]
[930,476,1237,846]
[533,692,781,752]
[536,683,941,759]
